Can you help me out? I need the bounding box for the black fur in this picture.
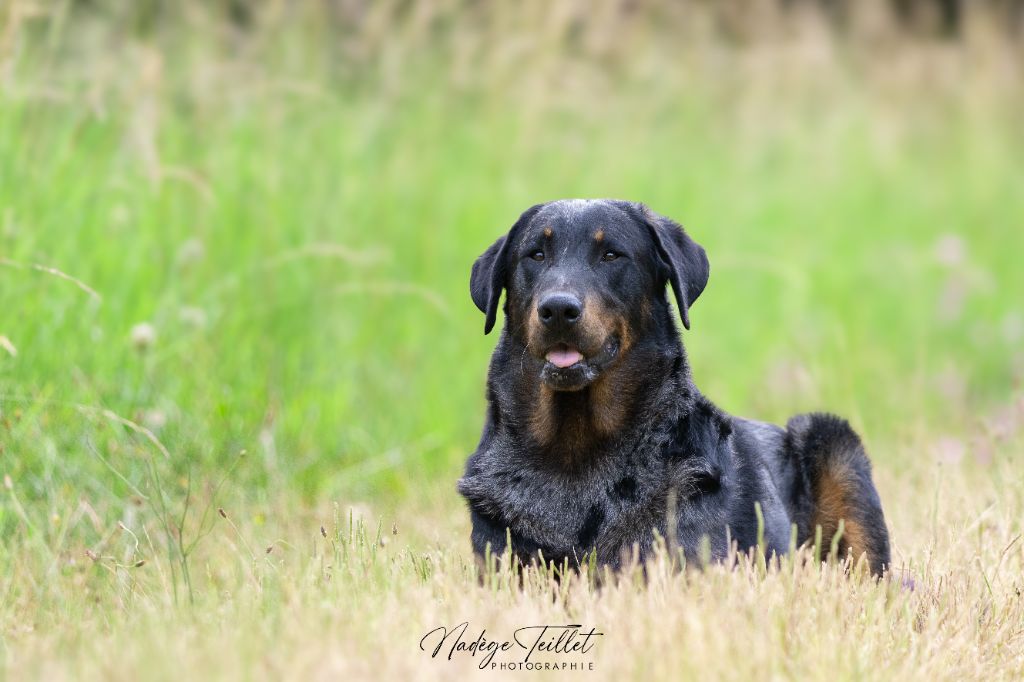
[458,199,891,574]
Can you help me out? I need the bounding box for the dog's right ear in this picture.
[470,236,508,335]
[470,204,544,335]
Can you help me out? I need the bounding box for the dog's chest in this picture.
[461,434,698,562]
[516,465,649,550]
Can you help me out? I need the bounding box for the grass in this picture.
[1,2,1023,679]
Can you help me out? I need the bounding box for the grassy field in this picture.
[1,2,1023,679]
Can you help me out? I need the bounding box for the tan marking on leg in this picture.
[812,468,844,554]
[841,519,868,567]
[812,463,870,568]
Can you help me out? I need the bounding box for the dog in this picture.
[457,199,891,576]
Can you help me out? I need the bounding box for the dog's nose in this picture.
[538,293,582,329]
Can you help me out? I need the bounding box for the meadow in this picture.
[1,2,1023,679]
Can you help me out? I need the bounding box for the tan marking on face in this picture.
[579,298,616,352]
[526,295,637,447]
[525,297,544,353]
[617,314,633,359]
[543,226,553,239]
[581,299,635,437]
[594,229,605,243]
[578,298,633,358]
[592,317,638,437]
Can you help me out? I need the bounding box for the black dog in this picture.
[458,199,890,575]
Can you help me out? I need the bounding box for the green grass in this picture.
[1,3,1023,679]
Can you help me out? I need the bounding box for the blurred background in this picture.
[1,0,1022,530]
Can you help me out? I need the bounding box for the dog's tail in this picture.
[784,413,891,576]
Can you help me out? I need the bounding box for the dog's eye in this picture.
[601,251,620,262]
[529,251,545,262]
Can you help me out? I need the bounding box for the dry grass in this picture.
[3,423,1024,680]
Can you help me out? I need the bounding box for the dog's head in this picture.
[470,199,709,391]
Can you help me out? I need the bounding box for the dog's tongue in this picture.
[546,346,583,368]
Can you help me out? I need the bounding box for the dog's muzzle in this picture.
[540,337,620,391]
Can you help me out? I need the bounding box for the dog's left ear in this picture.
[470,203,545,334]
[630,204,710,330]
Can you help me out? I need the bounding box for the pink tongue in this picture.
[546,347,583,368]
